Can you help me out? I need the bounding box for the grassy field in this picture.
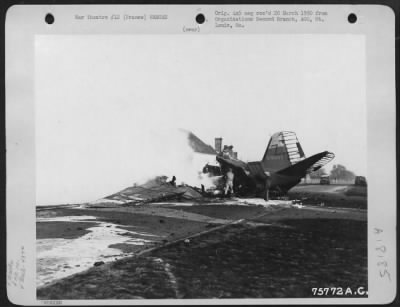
[37,215,367,299]
[288,184,367,209]
[37,187,367,300]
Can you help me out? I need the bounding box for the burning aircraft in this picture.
[203,131,335,197]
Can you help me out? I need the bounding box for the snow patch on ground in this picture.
[150,202,195,206]
[89,198,125,205]
[224,198,295,207]
[37,216,158,287]
[36,215,98,222]
[150,198,301,208]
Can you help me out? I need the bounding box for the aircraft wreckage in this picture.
[90,131,335,206]
[203,131,335,198]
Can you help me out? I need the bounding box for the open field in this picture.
[288,184,367,209]
[38,218,367,299]
[37,186,367,299]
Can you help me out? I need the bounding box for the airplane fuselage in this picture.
[205,156,305,196]
[203,131,334,197]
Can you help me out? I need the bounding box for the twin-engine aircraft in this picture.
[203,131,335,196]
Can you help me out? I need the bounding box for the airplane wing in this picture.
[276,151,335,177]
[216,155,250,177]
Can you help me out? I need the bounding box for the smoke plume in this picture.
[36,127,216,205]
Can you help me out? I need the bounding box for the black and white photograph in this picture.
[5,4,396,305]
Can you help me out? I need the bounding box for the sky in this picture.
[35,34,366,205]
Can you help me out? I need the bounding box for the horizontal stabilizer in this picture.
[277,151,335,177]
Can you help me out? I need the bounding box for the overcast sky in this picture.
[35,34,366,205]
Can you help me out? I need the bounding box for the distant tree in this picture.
[309,167,327,179]
[329,164,356,181]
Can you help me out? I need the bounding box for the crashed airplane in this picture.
[92,130,334,206]
[203,131,335,196]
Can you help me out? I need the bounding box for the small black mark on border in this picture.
[45,13,55,25]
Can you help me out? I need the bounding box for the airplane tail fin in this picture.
[261,131,306,171]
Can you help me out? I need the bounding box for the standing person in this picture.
[168,176,176,187]
[264,172,271,201]
[224,168,234,196]
[222,146,230,158]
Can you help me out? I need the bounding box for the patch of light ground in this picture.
[152,198,301,208]
[89,198,125,204]
[220,198,296,207]
[37,216,158,287]
[150,202,195,206]
[36,215,98,222]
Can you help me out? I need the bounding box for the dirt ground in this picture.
[37,207,215,240]
[37,221,94,239]
[36,187,367,300]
